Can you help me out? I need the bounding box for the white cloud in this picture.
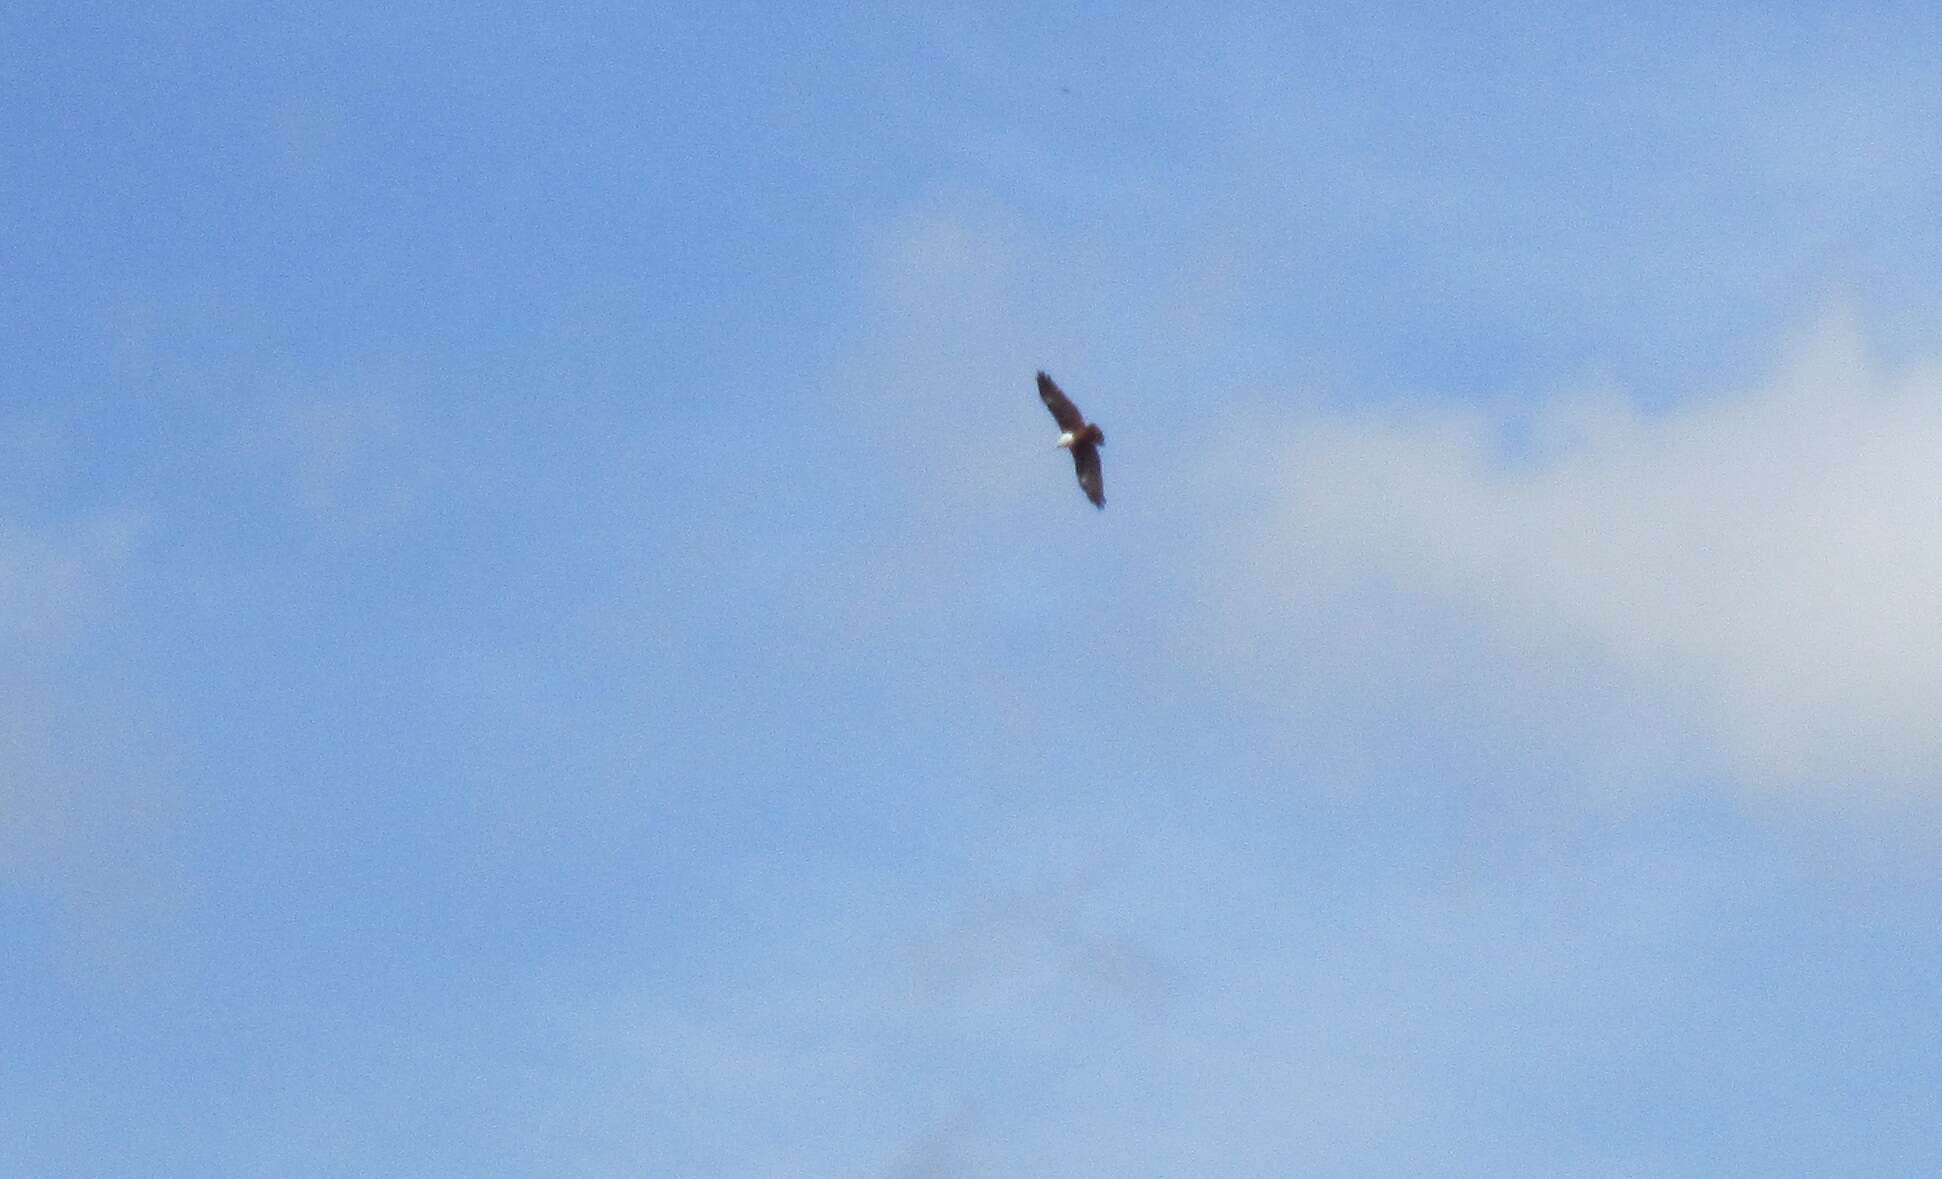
[276,392,420,536]
[0,509,183,981]
[233,371,449,543]
[840,194,1083,514]
[495,801,1825,1178]
[1195,310,1942,800]
[0,511,140,642]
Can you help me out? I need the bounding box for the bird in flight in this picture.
[1036,371,1105,508]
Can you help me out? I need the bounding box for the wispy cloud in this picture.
[0,507,182,982]
[1195,309,1942,801]
[0,511,141,641]
[235,370,450,543]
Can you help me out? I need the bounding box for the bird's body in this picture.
[1036,371,1106,508]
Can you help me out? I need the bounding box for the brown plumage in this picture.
[1036,371,1105,508]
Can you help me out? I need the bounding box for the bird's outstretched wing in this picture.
[1037,371,1086,433]
[1071,441,1105,508]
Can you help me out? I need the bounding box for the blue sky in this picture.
[7,4,1942,1174]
